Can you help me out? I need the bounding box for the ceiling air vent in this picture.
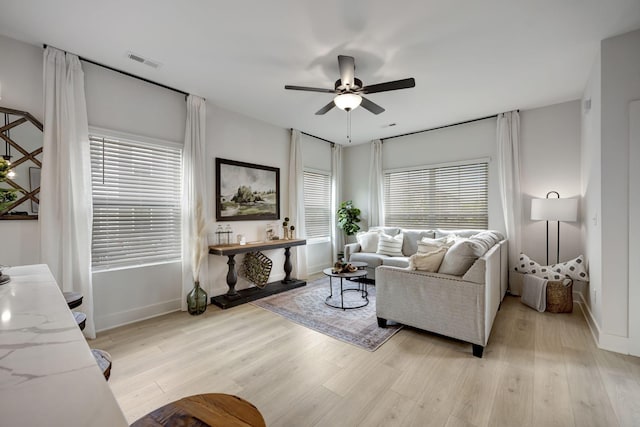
[126,51,161,69]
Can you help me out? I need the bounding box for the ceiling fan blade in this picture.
[361,78,416,94]
[360,96,385,115]
[285,85,337,93]
[315,101,336,115]
[338,55,355,88]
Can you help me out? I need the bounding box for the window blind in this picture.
[384,161,488,229]
[303,170,332,240]
[90,135,182,270]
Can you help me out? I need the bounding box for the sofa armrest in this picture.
[344,243,361,261]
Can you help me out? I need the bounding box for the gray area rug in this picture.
[251,276,402,351]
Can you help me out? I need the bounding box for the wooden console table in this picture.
[209,238,306,309]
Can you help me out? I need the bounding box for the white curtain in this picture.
[181,95,208,310]
[368,139,384,227]
[41,47,95,338]
[331,143,343,261]
[497,111,522,272]
[288,130,308,279]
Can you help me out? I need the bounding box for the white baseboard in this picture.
[307,263,331,276]
[574,291,631,355]
[599,333,630,355]
[574,291,600,344]
[95,298,181,333]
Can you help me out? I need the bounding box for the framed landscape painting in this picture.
[215,158,280,221]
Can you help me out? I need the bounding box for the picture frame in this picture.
[29,167,41,214]
[215,158,280,221]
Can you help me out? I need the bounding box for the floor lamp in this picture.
[530,191,578,265]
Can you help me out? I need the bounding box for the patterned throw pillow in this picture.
[376,233,404,257]
[549,255,589,281]
[356,230,380,253]
[409,247,448,271]
[515,253,543,275]
[515,253,589,281]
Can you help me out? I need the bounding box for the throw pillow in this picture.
[417,235,456,254]
[402,229,436,256]
[549,255,589,281]
[514,253,543,275]
[469,231,501,253]
[409,247,447,271]
[438,238,486,276]
[376,233,404,257]
[515,253,590,282]
[356,230,380,253]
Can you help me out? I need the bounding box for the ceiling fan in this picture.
[285,55,416,115]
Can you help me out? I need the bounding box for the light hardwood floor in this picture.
[93,293,640,426]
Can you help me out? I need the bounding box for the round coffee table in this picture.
[323,268,368,310]
[347,261,368,270]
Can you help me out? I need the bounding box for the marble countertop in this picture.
[0,264,127,426]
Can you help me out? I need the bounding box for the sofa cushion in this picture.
[438,238,486,276]
[350,252,388,268]
[401,229,436,256]
[468,231,499,253]
[382,256,411,268]
[377,233,404,257]
[356,230,381,253]
[370,226,401,236]
[435,229,486,238]
[409,247,447,272]
[417,236,456,254]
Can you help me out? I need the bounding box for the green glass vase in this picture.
[187,281,207,315]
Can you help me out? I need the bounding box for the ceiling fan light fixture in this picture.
[334,93,362,111]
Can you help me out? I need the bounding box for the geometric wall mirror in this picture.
[0,106,43,219]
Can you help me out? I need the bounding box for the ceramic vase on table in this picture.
[187,281,207,315]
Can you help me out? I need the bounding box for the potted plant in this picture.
[337,200,361,242]
[0,158,17,214]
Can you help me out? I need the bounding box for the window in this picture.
[90,133,182,270]
[303,169,332,241]
[384,161,488,229]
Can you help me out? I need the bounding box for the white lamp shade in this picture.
[334,93,362,111]
[531,198,578,222]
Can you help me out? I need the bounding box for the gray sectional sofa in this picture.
[344,227,508,357]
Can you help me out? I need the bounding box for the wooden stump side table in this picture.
[131,393,265,427]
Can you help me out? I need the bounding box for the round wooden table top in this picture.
[131,393,266,427]
[322,267,368,279]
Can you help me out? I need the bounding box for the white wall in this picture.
[301,135,333,273]
[342,104,585,277]
[0,34,311,331]
[0,35,42,266]
[520,101,582,266]
[343,118,504,234]
[203,105,292,297]
[599,29,640,347]
[629,100,640,356]
[342,142,371,234]
[83,61,187,331]
[580,28,640,355]
[581,50,602,327]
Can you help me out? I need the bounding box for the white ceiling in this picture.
[0,1,639,145]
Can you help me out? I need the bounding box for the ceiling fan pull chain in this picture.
[347,111,351,143]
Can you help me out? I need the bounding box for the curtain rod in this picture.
[381,112,514,142]
[297,130,336,146]
[43,44,192,99]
